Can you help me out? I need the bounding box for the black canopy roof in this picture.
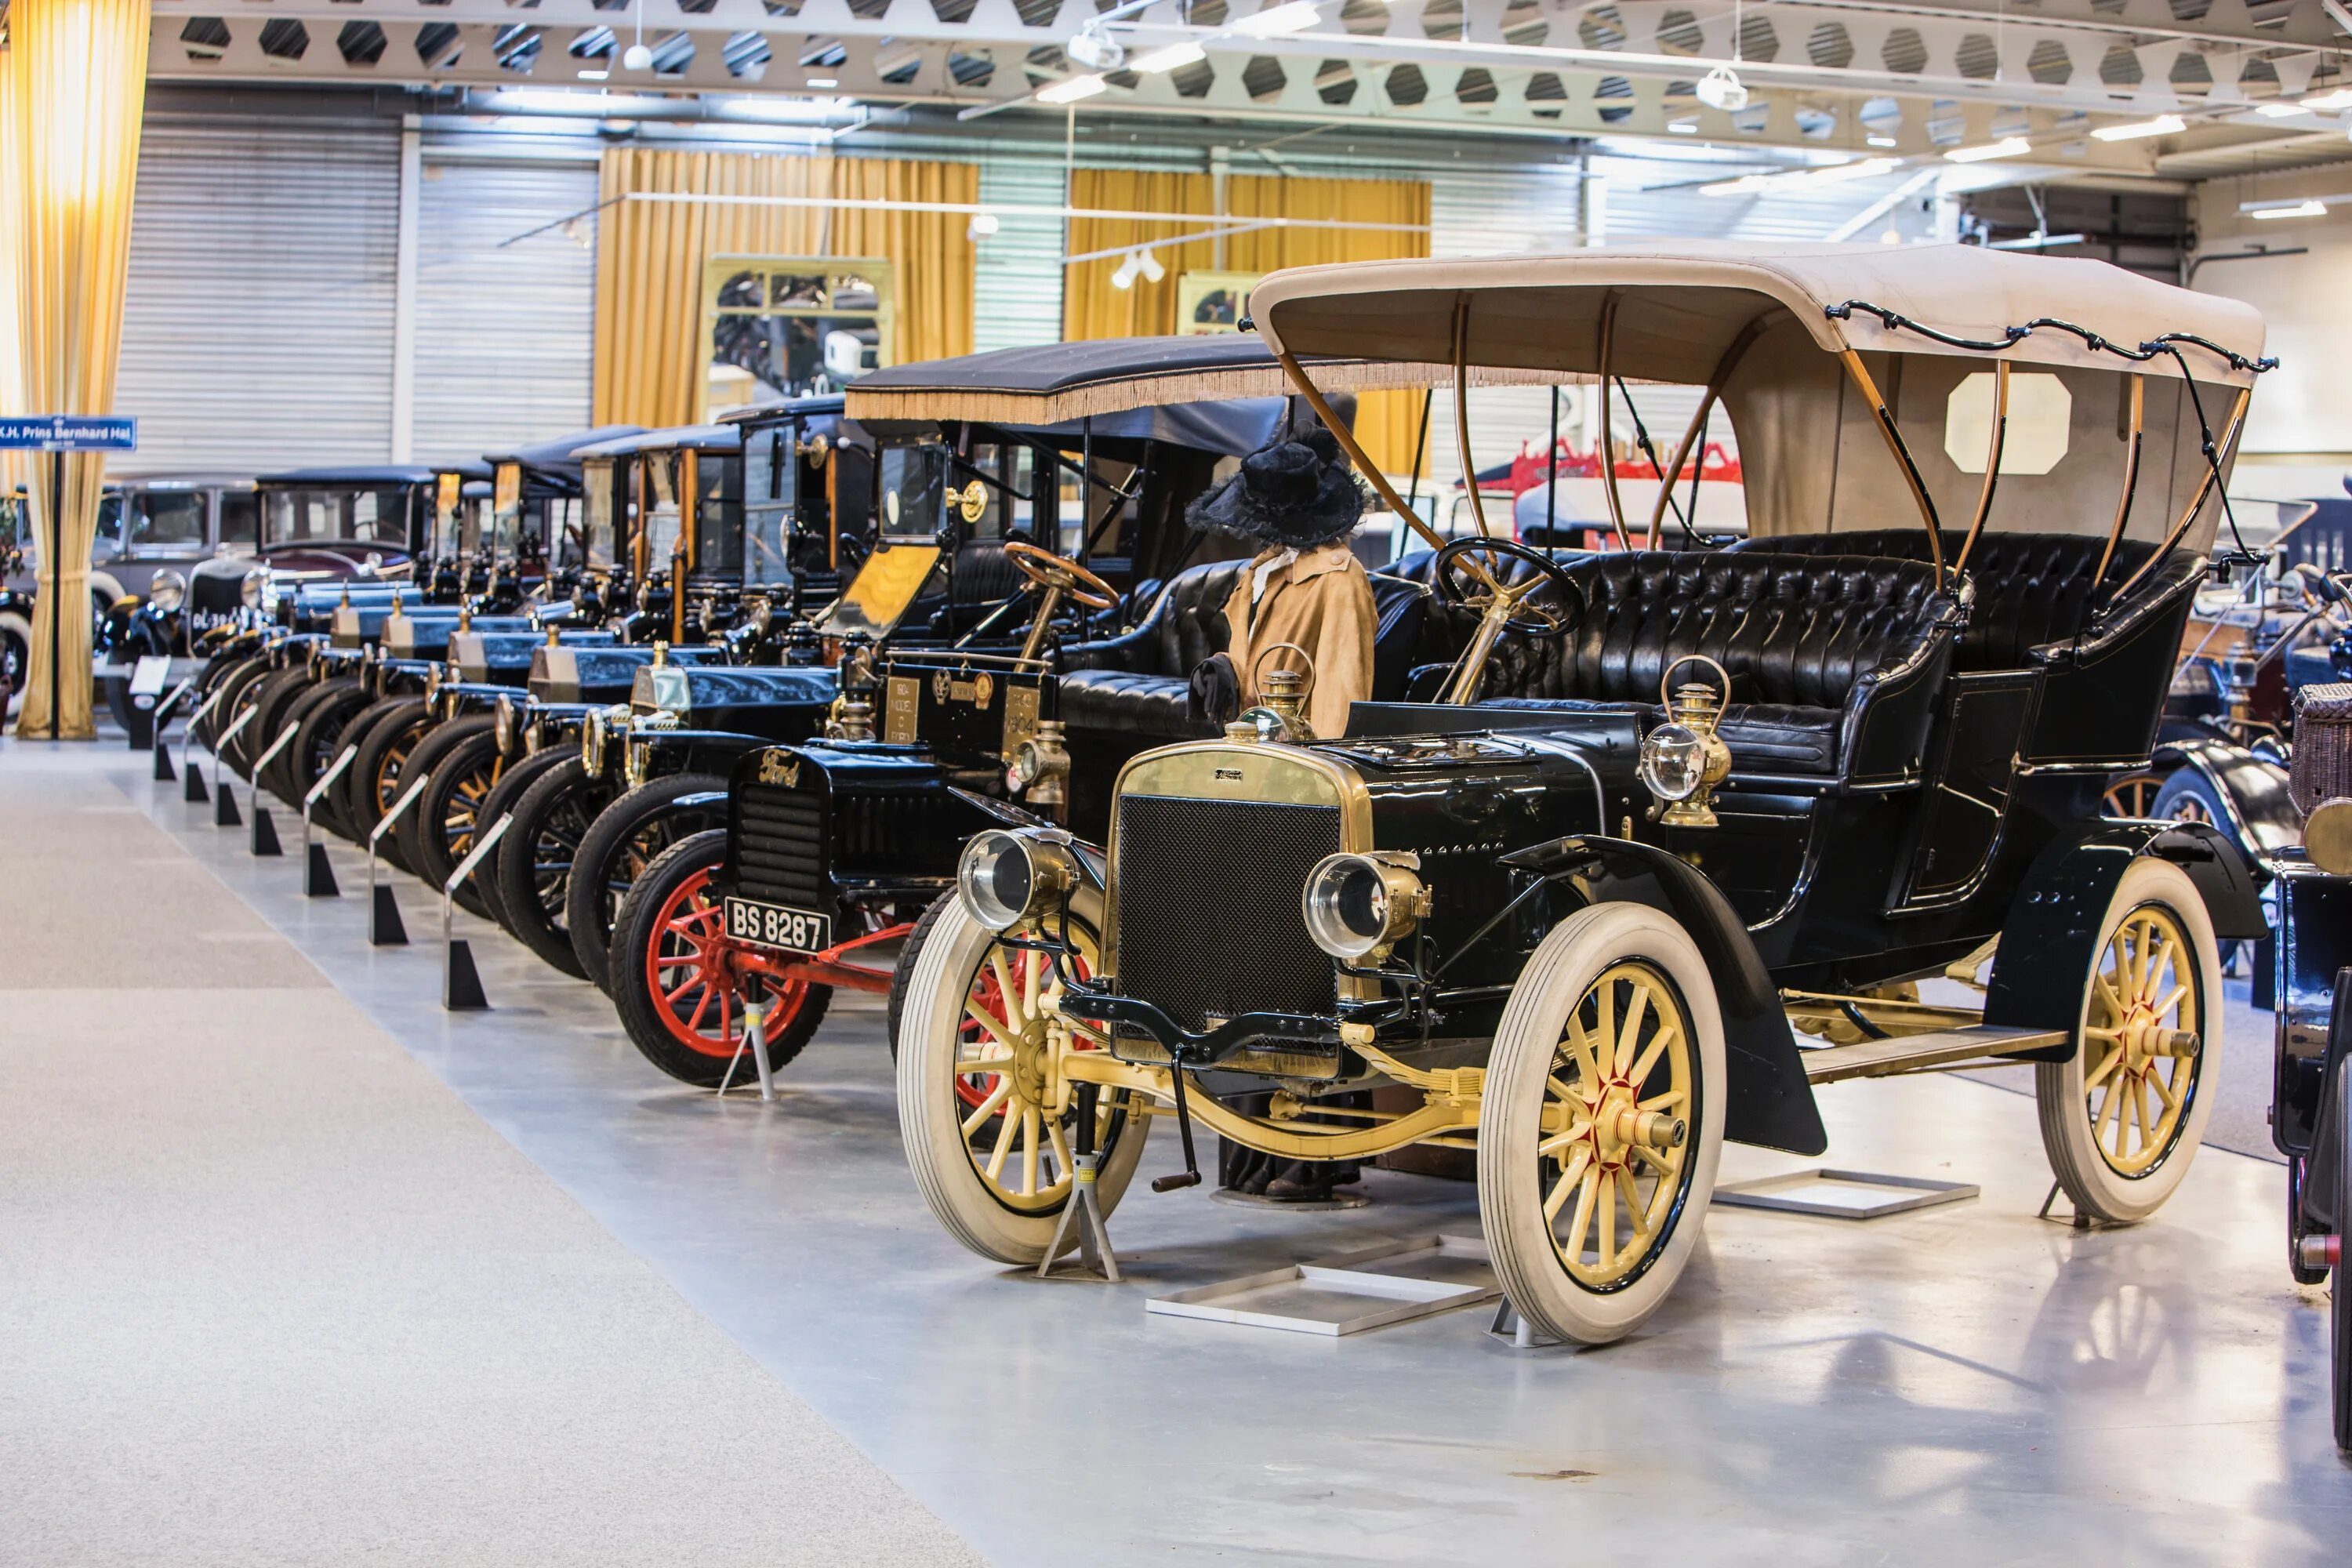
[256,465,456,488]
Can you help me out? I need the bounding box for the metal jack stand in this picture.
[245,722,303,857]
[365,774,431,946]
[299,745,358,897]
[180,686,225,804]
[1486,1300,1560,1350]
[150,678,195,780]
[439,812,514,1011]
[717,999,779,1102]
[1038,1083,1120,1282]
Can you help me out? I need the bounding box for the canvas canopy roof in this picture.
[1250,241,2268,390]
[486,426,644,479]
[570,423,741,462]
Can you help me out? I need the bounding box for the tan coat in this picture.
[1221,541,1376,739]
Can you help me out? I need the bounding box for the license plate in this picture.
[724,895,833,956]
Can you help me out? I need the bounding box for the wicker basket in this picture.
[2291,682,2352,817]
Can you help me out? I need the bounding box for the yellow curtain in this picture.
[592,150,978,429]
[7,0,151,739]
[1062,169,1432,477]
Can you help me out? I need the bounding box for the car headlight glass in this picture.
[147,570,187,615]
[495,695,519,758]
[1301,852,1424,960]
[1639,721,1708,804]
[956,830,1076,932]
[582,708,608,777]
[241,568,266,609]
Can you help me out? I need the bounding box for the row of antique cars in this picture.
[158,244,2348,1450]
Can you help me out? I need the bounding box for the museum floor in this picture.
[4,736,2347,1566]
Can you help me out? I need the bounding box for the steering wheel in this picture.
[1004,539,1119,611]
[1431,536,1585,636]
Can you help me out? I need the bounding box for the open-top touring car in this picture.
[891,242,2283,1353]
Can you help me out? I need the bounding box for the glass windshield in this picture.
[581,459,620,568]
[124,490,207,555]
[695,452,744,580]
[877,443,948,540]
[492,463,524,557]
[743,425,797,586]
[547,497,597,571]
[263,488,408,548]
[642,452,682,571]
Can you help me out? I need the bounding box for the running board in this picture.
[1799,1024,2067,1085]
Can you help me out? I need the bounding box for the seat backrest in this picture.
[1367,572,1431,702]
[948,538,1025,605]
[1130,558,1251,677]
[1729,530,2155,671]
[1481,550,1955,710]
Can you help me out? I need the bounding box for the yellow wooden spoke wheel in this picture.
[1481,902,1724,1345]
[898,891,1151,1265]
[2037,857,2220,1223]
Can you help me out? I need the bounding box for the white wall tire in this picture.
[895,892,1149,1267]
[1479,902,1726,1346]
[2035,856,2221,1225]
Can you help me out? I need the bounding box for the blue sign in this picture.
[0,415,138,452]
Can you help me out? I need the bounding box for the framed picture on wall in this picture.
[1174,270,1263,335]
[699,256,898,419]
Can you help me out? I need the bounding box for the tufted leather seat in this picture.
[1057,558,1431,739]
[1726,530,2155,672]
[1468,551,1964,781]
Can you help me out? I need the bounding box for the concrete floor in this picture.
[13,732,2352,1565]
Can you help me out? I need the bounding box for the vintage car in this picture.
[596,336,1406,1082]
[889,243,2274,1349]
[2263,681,2352,1449]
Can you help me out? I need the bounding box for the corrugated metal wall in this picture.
[973,155,1068,354]
[115,114,402,473]
[410,154,601,465]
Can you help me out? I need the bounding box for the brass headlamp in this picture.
[1009,718,1071,815]
[1639,655,1734,829]
[624,710,680,787]
[582,702,628,778]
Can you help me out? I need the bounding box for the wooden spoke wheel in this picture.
[610,829,829,1087]
[2037,858,2220,1223]
[1480,902,1723,1345]
[2102,771,2162,818]
[895,891,1149,1264]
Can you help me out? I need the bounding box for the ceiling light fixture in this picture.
[578,68,609,81]
[1867,134,1898,147]
[1037,73,1110,104]
[2254,101,2308,118]
[622,0,652,73]
[1667,118,1698,134]
[2251,200,2328,220]
[1131,42,1207,74]
[2302,89,2352,111]
[1945,136,2032,163]
[1135,248,1165,281]
[1066,24,1123,71]
[806,76,839,87]
[2091,114,2185,142]
[1233,1,1322,38]
[967,212,1001,240]
[1111,253,1142,289]
[1695,64,1747,112]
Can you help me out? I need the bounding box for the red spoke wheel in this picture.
[612,829,831,1087]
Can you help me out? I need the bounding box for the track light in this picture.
[1233,1,1321,38]
[1038,73,1109,104]
[2091,114,2184,142]
[1131,42,1207,74]
[1135,248,1164,282]
[1112,254,1142,289]
[1695,64,1747,112]
[1066,24,1123,71]
[967,212,1000,241]
[1945,136,2032,163]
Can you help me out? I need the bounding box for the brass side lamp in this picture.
[1639,655,1735,829]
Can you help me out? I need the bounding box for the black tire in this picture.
[212,659,279,778]
[343,699,434,869]
[609,829,832,1087]
[565,771,730,993]
[190,650,257,749]
[887,891,960,1061]
[2332,1065,2350,1454]
[394,716,503,920]
[238,666,315,789]
[103,643,146,732]
[493,752,619,978]
[316,693,409,842]
[466,746,578,936]
[2152,769,2228,832]
[0,610,30,715]
[270,677,367,811]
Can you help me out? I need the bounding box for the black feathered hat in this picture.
[1186,428,1364,549]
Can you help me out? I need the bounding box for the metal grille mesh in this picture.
[735,783,826,908]
[1112,794,1342,1035]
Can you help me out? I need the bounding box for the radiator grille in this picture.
[735,784,827,908]
[1112,795,1342,1034]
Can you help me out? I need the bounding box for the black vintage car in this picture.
[887,245,2285,1356]
[599,336,1403,1083]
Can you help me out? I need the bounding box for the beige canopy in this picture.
[1250,241,2267,390]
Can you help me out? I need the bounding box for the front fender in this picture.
[1985,818,2264,1049]
[1507,835,1827,1157]
[2155,737,2299,869]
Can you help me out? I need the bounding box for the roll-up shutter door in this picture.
[971,154,1068,355]
[116,114,401,474]
[410,155,598,464]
